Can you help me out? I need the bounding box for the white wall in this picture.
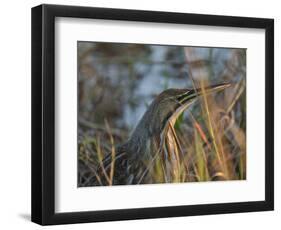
[0,0,279,229]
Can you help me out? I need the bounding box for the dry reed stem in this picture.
[200,80,229,179]
[104,119,116,186]
[96,136,111,185]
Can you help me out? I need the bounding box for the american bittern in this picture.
[96,83,231,185]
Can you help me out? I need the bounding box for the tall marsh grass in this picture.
[78,45,246,186]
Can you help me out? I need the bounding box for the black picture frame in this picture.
[31,4,274,225]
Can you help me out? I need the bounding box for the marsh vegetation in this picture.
[78,42,246,186]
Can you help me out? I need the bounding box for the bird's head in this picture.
[148,83,231,134]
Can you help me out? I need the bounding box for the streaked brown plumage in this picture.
[96,83,231,185]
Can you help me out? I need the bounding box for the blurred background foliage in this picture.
[78,42,246,187]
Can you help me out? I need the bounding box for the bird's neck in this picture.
[125,108,159,159]
[125,101,190,159]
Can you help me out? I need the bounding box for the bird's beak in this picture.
[177,82,232,105]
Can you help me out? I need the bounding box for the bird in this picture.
[95,83,231,186]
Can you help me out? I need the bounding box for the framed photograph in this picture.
[31,4,274,225]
